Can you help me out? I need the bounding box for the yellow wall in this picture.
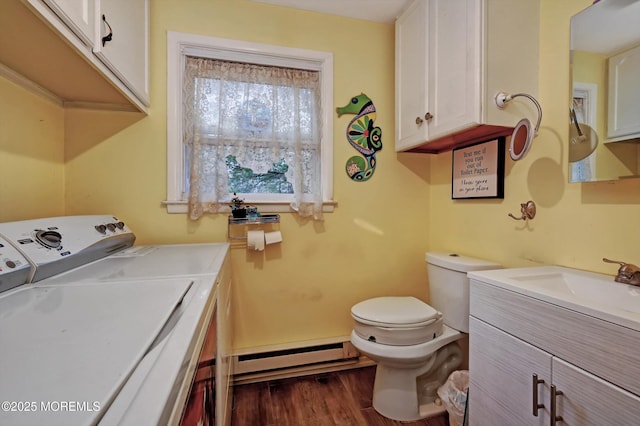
[429,0,640,274]
[6,0,640,352]
[0,77,65,221]
[64,0,432,350]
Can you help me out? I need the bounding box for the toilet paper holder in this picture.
[227,214,281,243]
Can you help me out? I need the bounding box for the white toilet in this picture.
[350,252,501,421]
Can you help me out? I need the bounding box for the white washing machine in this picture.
[0,215,229,426]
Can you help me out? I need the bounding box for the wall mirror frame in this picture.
[569,0,640,183]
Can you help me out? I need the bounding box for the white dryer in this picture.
[0,215,230,426]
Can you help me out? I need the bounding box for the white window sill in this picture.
[162,200,336,214]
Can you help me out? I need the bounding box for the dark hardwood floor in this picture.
[231,366,450,426]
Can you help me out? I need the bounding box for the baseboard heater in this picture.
[232,339,374,384]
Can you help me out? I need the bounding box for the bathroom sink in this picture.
[468,266,640,331]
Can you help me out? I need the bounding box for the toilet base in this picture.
[419,401,447,419]
[371,342,463,422]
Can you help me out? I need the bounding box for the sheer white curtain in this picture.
[183,56,324,220]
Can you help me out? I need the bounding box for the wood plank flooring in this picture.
[231,366,450,426]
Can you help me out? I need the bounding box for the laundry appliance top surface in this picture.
[0,278,192,426]
[0,215,229,425]
[44,243,229,284]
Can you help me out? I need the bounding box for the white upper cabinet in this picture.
[395,0,540,153]
[607,44,640,141]
[42,0,95,48]
[94,0,149,106]
[396,0,481,151]
[0,0,148,111]
[395,0,429,151]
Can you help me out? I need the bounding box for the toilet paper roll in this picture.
[264,230,283,245]
[247,230,265,251]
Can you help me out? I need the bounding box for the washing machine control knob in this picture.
[35,230,62,249]
[95,225,107,234]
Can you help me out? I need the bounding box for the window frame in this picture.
[164,31,335,214]
[570,82,598,183]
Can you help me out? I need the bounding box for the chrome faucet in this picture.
[603,258,640,286]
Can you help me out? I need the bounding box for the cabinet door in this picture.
[426,0,481,140]
[395,0,482,151]
[552,357,640,424]
[469,317,550,426]
[94,0,149,105]
[42,0,95,47]
[395,0,429,151]
[607,45,640,140]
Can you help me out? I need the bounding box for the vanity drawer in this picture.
[470,279,640,397]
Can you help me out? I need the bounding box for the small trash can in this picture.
[437,370,469,426]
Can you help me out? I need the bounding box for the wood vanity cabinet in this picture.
[394,0,540,153]
[607,44,640,141]
[468,280,640,425]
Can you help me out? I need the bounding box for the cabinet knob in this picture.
[415,116,424,125]
[425,112,433,121]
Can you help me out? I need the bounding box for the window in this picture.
[570,82,598,183]
[165,32,334,219]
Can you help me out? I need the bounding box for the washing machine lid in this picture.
[0,278,191,426]
[351,296,441,327]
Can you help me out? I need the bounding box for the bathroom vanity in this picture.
[467,266,640,425]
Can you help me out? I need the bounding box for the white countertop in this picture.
[469,265,640,332]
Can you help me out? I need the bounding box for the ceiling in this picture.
[248,0,412,24]
[571,0,640,55]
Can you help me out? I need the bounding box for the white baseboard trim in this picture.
[231,336,375,385]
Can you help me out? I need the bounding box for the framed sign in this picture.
[451,137,505,199]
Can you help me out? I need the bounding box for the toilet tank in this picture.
[426,252,501,333]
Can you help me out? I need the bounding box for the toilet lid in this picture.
[351,296,441,327]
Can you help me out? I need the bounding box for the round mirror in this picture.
[509,118,534,161]
[569,123,598,163]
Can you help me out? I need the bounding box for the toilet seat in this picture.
[350,325,463,361]
[351,297,444,345]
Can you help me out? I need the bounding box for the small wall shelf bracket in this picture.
[227,214,280,241]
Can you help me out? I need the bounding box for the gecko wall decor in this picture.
[336,93,383,181]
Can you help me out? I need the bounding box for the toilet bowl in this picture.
[350,252,501,422]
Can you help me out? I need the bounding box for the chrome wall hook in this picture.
[508,200,536,221]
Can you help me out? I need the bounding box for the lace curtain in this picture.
[183,56,324,220]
